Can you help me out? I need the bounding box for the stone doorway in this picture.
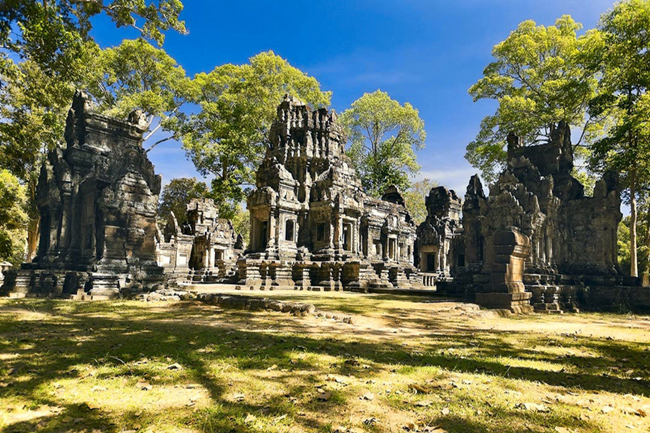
[426,253,436,271]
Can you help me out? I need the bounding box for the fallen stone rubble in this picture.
[196,293,316,315]
[137,289,360,323]
[137,289,196,302]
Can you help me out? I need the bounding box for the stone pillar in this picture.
[475,228,533,313]
[441,243,447,274]
[294,264,311,290]
[320,265,335,291]
[269,212,277,249]
[250,218,258,251]
[239,260,262,289]
[59,194,72,254]
[328,222,334,249]
[337,216,343,250]
[393,267,412,289]
[333,264,342,291]
[271,262,294,288]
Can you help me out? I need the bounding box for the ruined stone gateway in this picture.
[415,186,463,285]
[238,96,422,291]
[3,92,165,299]
[156,198,243,284]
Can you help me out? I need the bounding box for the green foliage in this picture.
[0,0,186,80]
[340,90,426,197]
[618,211,650,277]
[403,178,438,225]
[1,38,188,184]
[90,38,191,150]
[587,0,650,277]
[180,51,331,212]
[0,52,94,180]
[588,0,650,185]
[230,205,250,246]
[467,16,603,182]
[158,177,209,226]
[571,168,596,196]
[618,217,632,274]
[0,170,28,265]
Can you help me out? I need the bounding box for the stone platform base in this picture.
[475,292,533,314]
[6,288,105,301]
[3,266,164,300]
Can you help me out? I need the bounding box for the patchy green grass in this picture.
[0,291,648,433]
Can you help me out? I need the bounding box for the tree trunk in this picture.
[25,176,39,262]
[630,168,638,278]
[26,217,39,262]
[641,207,650,287]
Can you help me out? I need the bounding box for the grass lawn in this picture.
[0,290,648,433]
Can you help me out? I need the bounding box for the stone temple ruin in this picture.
[238,96,421,291]
[156,197,243,284]
[415,186,462,285]
[422,122,635,312]
[3,91,165,299]
[2,92,647,312]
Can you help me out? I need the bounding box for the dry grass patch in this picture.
[0,293,648,433]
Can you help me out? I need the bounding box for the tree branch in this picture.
[143,120,163,141]
[145,135,175,153]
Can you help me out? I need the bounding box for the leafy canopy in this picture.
[0,38,188,183]
[158,177,209,226]
[0,170,28,265]
[403,178,439,225]
[467,15,602,182]
[588,0,650,184]
[340,90,426,197]
[180,51,331,216]
[90,38,191,149]
[1,0,186,80]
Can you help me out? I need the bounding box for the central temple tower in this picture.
[241,96,420,291]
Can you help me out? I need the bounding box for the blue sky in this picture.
[91,0,616,195]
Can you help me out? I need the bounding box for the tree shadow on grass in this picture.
[0,299,647,433]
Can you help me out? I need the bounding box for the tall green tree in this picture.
[467,16,603,182]
[0,170,28,265]
[340,90,426,197]
[90,38,191,151]
[1,0,186,81]
[1,38,188,181]
[403,178,438,225]
[180,51,331,217]
[158,177,209,226]
[588,0,650,278]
